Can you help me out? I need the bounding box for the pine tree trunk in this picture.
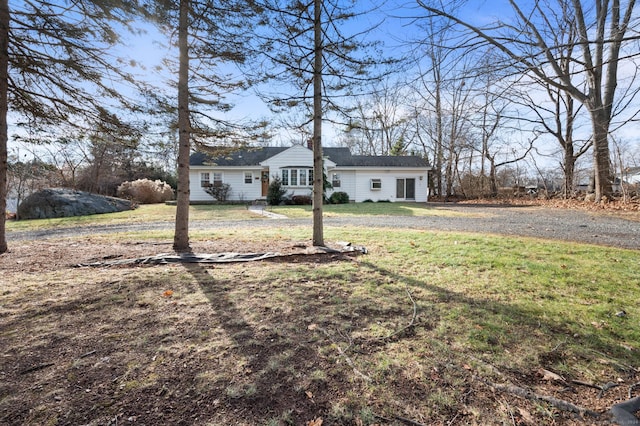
[0,0,9,254]
[311,0,324,247]
[173,0,191,252]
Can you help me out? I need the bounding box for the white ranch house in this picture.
[189,145,431,203]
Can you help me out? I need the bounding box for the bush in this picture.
[117,179,174,204]
[204,183,232,201]
[376,199,391,203]
[267,177,288,205]
[291,195,312,205]
[363,199,374,203]
[329,191,350,204]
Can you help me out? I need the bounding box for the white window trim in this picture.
[200,172,210,187]
[282,168,313,187]
[213,172,223,187]
[370,178,382,190]
[244,171,253,184]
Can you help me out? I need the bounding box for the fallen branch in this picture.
[373,412,427,426]
[571,380,619,397]
[477,376,600,419]
[571,379,602,391]
[315,326,372,382]
[378,288,418,342]
[468,355,506,378]
[587,349,638,373]
[20,362,55,375]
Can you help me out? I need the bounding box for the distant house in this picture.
[622,167,640,185]
[189,145,431,203]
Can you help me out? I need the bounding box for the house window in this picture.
[332,173,341,188]
[200,172,210,187]
[244,172,253,184]
[213,172,223,187]
[282,168,313,186]
[370,178,382,190]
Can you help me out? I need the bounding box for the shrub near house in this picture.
[117,179,174,204]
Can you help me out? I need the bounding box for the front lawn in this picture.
[1,220,638,425]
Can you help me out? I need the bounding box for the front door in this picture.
[261,170,269,197]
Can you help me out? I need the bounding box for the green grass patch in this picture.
[6,202,478,232]
[270,202,480,218]
[6,204,257,231]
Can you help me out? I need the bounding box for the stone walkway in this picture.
[247,204,287,219]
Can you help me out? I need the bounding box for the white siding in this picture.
[190,167,262,201]
[326,169,356,200]
[352,169,429,202]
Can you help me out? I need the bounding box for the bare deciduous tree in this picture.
[417,0,640,202]
[341,79,415,156]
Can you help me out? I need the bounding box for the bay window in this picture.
[282,168,313,186]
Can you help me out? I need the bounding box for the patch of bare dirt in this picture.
[0,238,331,273]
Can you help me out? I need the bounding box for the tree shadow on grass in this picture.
[182,261,345,425]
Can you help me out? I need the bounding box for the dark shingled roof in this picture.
[190,147,288,166]
[347,155,430,167]
[190,146,430,168]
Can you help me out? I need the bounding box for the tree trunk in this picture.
[0,0,8,254]
[563,143,575,198]
[311,0,324,247]
[173,0,191,252]
[489,160,498,197]
[561,90,577,199]
[590,108,613,201]
[434,79,443,197]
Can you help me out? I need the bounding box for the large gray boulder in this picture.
[17,188,135,220]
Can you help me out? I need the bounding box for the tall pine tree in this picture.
[254,0,392,246]
[145,0,261,251]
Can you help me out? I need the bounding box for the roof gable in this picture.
[260,145,335,167]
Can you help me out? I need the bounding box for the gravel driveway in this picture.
[7,203,640,250]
